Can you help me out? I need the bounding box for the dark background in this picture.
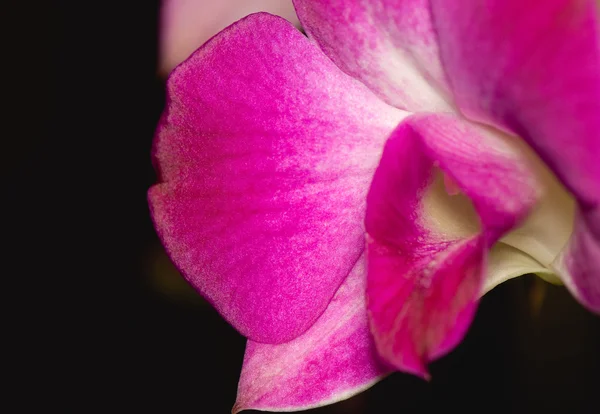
[13,1,600,413]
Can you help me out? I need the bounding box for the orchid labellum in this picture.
[149,0,600,412]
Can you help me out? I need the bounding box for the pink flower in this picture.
[148,1,600,411]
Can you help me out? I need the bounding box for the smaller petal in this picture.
[293,0,454,111]
[233,257,389,413]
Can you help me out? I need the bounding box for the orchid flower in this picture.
[148,0,600,412]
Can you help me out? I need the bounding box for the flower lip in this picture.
[365,113,542,376]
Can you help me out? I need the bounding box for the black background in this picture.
[12,1,600,413]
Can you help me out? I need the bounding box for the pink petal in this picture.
[430,0,600,311]
[552,211,600,312]
[293,0,454,111]
[148,13,406,344]
[233,256,389,413]
[365,114,540,377]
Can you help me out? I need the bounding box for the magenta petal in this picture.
[431,0,600,311]
[233,256,389,413]
[293,0,453,111]
[365,114,539,376]
[148,13,406,344]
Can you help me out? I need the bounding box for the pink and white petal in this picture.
[233,256,389,413]
[159,0,300,75]
[293,0,454,112]
[365,114,540,377]
[430,0,600,311]
[552,213,600,312]
[149,13,407,344]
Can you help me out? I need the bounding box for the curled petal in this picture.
[233,257,389,413]
[293,0,454,111]
[431,0,600,311]
[365,114,540,377]
[149,13,406,344]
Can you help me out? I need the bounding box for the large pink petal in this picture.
[148,13,406,344]
[430,0,600,311]
[233,256,389,413]
[365,114,540,377]
[293,0,454,112]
